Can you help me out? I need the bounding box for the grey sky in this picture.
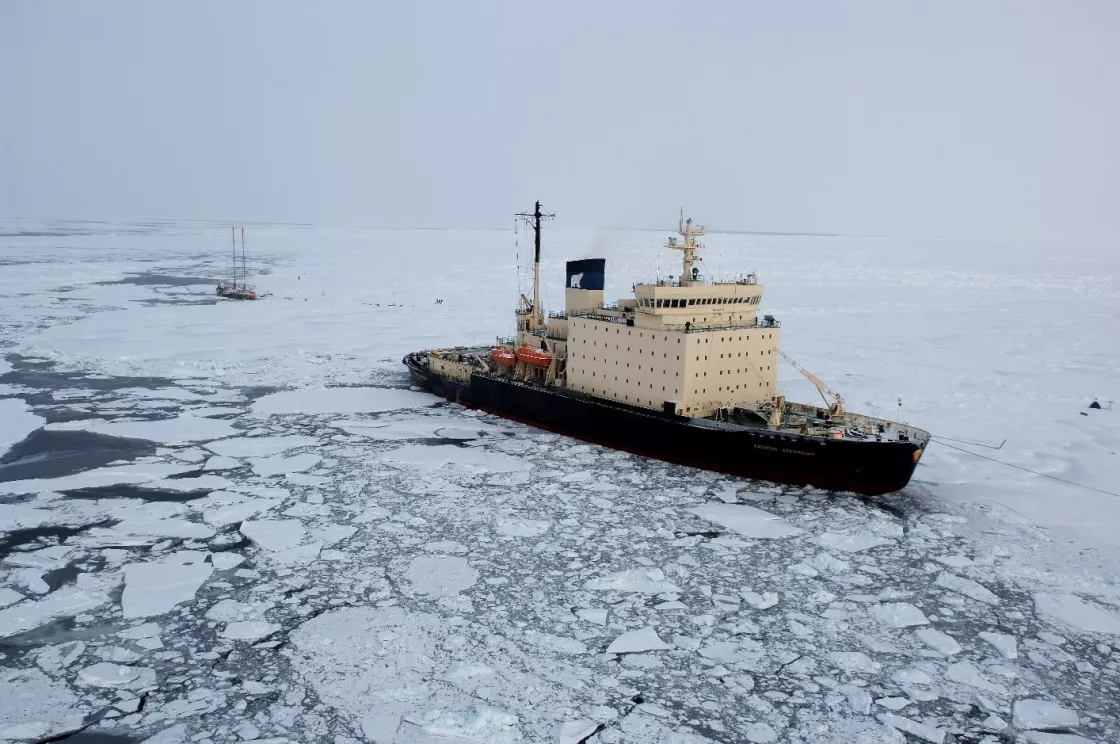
[3,1,1117,236]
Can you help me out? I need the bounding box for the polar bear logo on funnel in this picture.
[569,273,584,289]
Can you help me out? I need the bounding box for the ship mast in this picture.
[240,227,248,290]
[231,227,238,288]
[666,209,706,286]
[516,200,554,329]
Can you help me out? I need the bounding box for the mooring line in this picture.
[932,439,1120,498]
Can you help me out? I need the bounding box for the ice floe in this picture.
[250,452,322,477]
[252,387,435,415]
[0,398,44,458]
[240,518,307,551]
[404,555,479,596]
[380,443,526,474]
[1034,593,1120,636]
[0,668,85,741]
[122,551,212,619]
[47,413,237,444]
[915,627,962,655]
[813,531,894,553]
[77,661,156,689]
[869,602,929,628]
[0,585,112,638]
[605,626,671,654]
[1012,699,1080,730]
[583,568,680,593]
[978,630,1018,659]
[204,434,317,457]
[687,503,803,538]
[934,571,999,605]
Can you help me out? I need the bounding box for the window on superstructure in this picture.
[688,299,695,306]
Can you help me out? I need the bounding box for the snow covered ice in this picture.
[1,222,1119,743]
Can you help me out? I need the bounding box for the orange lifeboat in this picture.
[490,347,517,366]
[515,345,552,368]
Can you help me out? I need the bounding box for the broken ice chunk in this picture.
[1012,699,1080,730]
[813,532,893,553]
[576,608,608,625]
[687,503,802,539]
[583,568,679,594]
[606,627,670,655]
[1033,594,1120,635]
[934,572,999,605]
[978,631,1018,660]
[77,662,155,690]
[877,713,944,744]
[915,628,962,656]
[870,602,929,628]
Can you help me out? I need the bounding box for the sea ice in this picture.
[523,630,588,655]
[250,453,322,477]
[204,435,317,457]
[221,620,281,642]
[0,462,198,495]
[252,387,435,415]
[0,585,111,638]
[1012,699,1080,730]
[555,720,599,744]
[687,503,803,538]
[204,455,241,470]
[915,628,962,655]
[0,398,44,458]
[1033,594,1120,635]
[744,722,778,743]
[826,651,880,674]
[404,555,479,596]
[813,532,893,553]
[48,414,237,444]
[240,519,306,551]
[583,568,680,593]
[934,572,999,605]
[944,661,1008,696]
[978,631,1018,659]
[381,443,526,474]
[0,668,85,742]
[495,516,550,537]
[605,626,670,654]
[870,602,929,628]
[0,588,25,608]
[877,713,944,744]
[576,608,608,625]
[122,551,213,619]
[77,662,156,689]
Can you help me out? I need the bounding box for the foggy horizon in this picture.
[4,1,1118,239]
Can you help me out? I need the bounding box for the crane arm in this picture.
[778,351,845,416]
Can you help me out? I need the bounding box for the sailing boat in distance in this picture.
[216,226,258,300]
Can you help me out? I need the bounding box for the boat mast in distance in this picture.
[665,209,706,286]
[515,200,554,332]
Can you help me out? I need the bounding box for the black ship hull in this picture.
[404,353,923,496]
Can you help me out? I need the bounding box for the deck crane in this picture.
[778,351,845,419]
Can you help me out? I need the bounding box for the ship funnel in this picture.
[565,258,605,313]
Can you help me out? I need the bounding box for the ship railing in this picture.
[566,310,633,326]
[665,317,781,333]
[547,311,567,319]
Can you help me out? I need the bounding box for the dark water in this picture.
[0,520,117,559]
[95,273,214,287]
[0,429,155,482]
[61,483,212,503]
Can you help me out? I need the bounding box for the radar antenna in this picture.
[665,209,706,286]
